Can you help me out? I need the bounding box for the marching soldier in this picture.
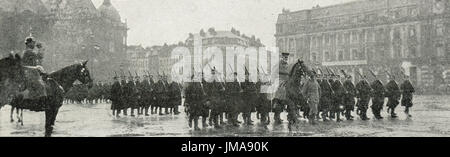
[356,74,371,121]
[162,75,170,114]
[154,75,166,115]
[319,73,333,121]
[141,74,152,116]
[241,68,257,126]
[302,71,321,125]
[226,72,243,127]
[111,75,122,117]
[199,73,210,127]
[149,75,156,114]
[119,74,128,116]
[385,73,401,118]
[256,75,271,125]
[169,80,182,115]
[370,70,386,120]
[206,68,226,128]
[125,73,139,117]
[185,74,203,130]
[343,73,356,121]
[331,73,345,122]
[400,75,415,117]
[136,74,146,115]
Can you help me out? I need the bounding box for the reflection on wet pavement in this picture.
[1,95,450,137]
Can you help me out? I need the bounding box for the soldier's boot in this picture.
[256,112,261,120]
[321,112,329,122]
[174,106,181,115]
[116,110,121,117]
[346,110,353,121]
[405,107,412,117]
[212,115,220,128]
[188,117,193,128]
[130,109,135,117]
[159,108,164,115]
[336,112,342,122]
[144,108,150,116]
[194,117,200,130]
[202,117,209,128]
[274,112,282,124]
[123,109,128,116]
[363,110,370,120]
[260,113,267,124]
[390,108,398,118]
[360,110,367,120]
[219,114,225,125]
[330,111,336,119]
[150,106,155,114]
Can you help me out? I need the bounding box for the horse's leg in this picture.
[16,108,21,123]
[44,109,54,137]
[20,109,23,126]
[50,107,60,126]
[10,107,14,122]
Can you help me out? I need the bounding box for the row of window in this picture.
[310,49,366,62]
[277,5,419,34]
[278,25,420,52]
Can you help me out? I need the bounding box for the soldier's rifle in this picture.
[228,64,242,88]
[207,64,226,91]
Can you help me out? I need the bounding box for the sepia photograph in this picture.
[0,0,449,142]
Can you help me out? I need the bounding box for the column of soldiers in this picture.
[314,68,416,123]
[64,81,111,105]
[110,72,182,117]
[184,67,271,130]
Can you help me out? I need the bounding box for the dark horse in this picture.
[273,59,309,130]
[11,61,93,137]
[0,53,26,108]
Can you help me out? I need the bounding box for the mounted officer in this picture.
[272,52,291,124]
[21,36,47,100]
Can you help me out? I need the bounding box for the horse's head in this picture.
[290,59,309,80]
[0,53,26,105]
[0,53,26,89]
[75,60,93,88]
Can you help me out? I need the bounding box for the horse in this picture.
[271,59,309,130]
[0,53,26,109]
[10,61,93,137]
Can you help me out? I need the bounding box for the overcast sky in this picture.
[91,0,356,47]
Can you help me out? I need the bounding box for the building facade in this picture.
[0,0,128,82]
[185,28,266,80]
[126,45,160,77]
[276,0,450,92]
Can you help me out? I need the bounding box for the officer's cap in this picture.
[25,36,35,44]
